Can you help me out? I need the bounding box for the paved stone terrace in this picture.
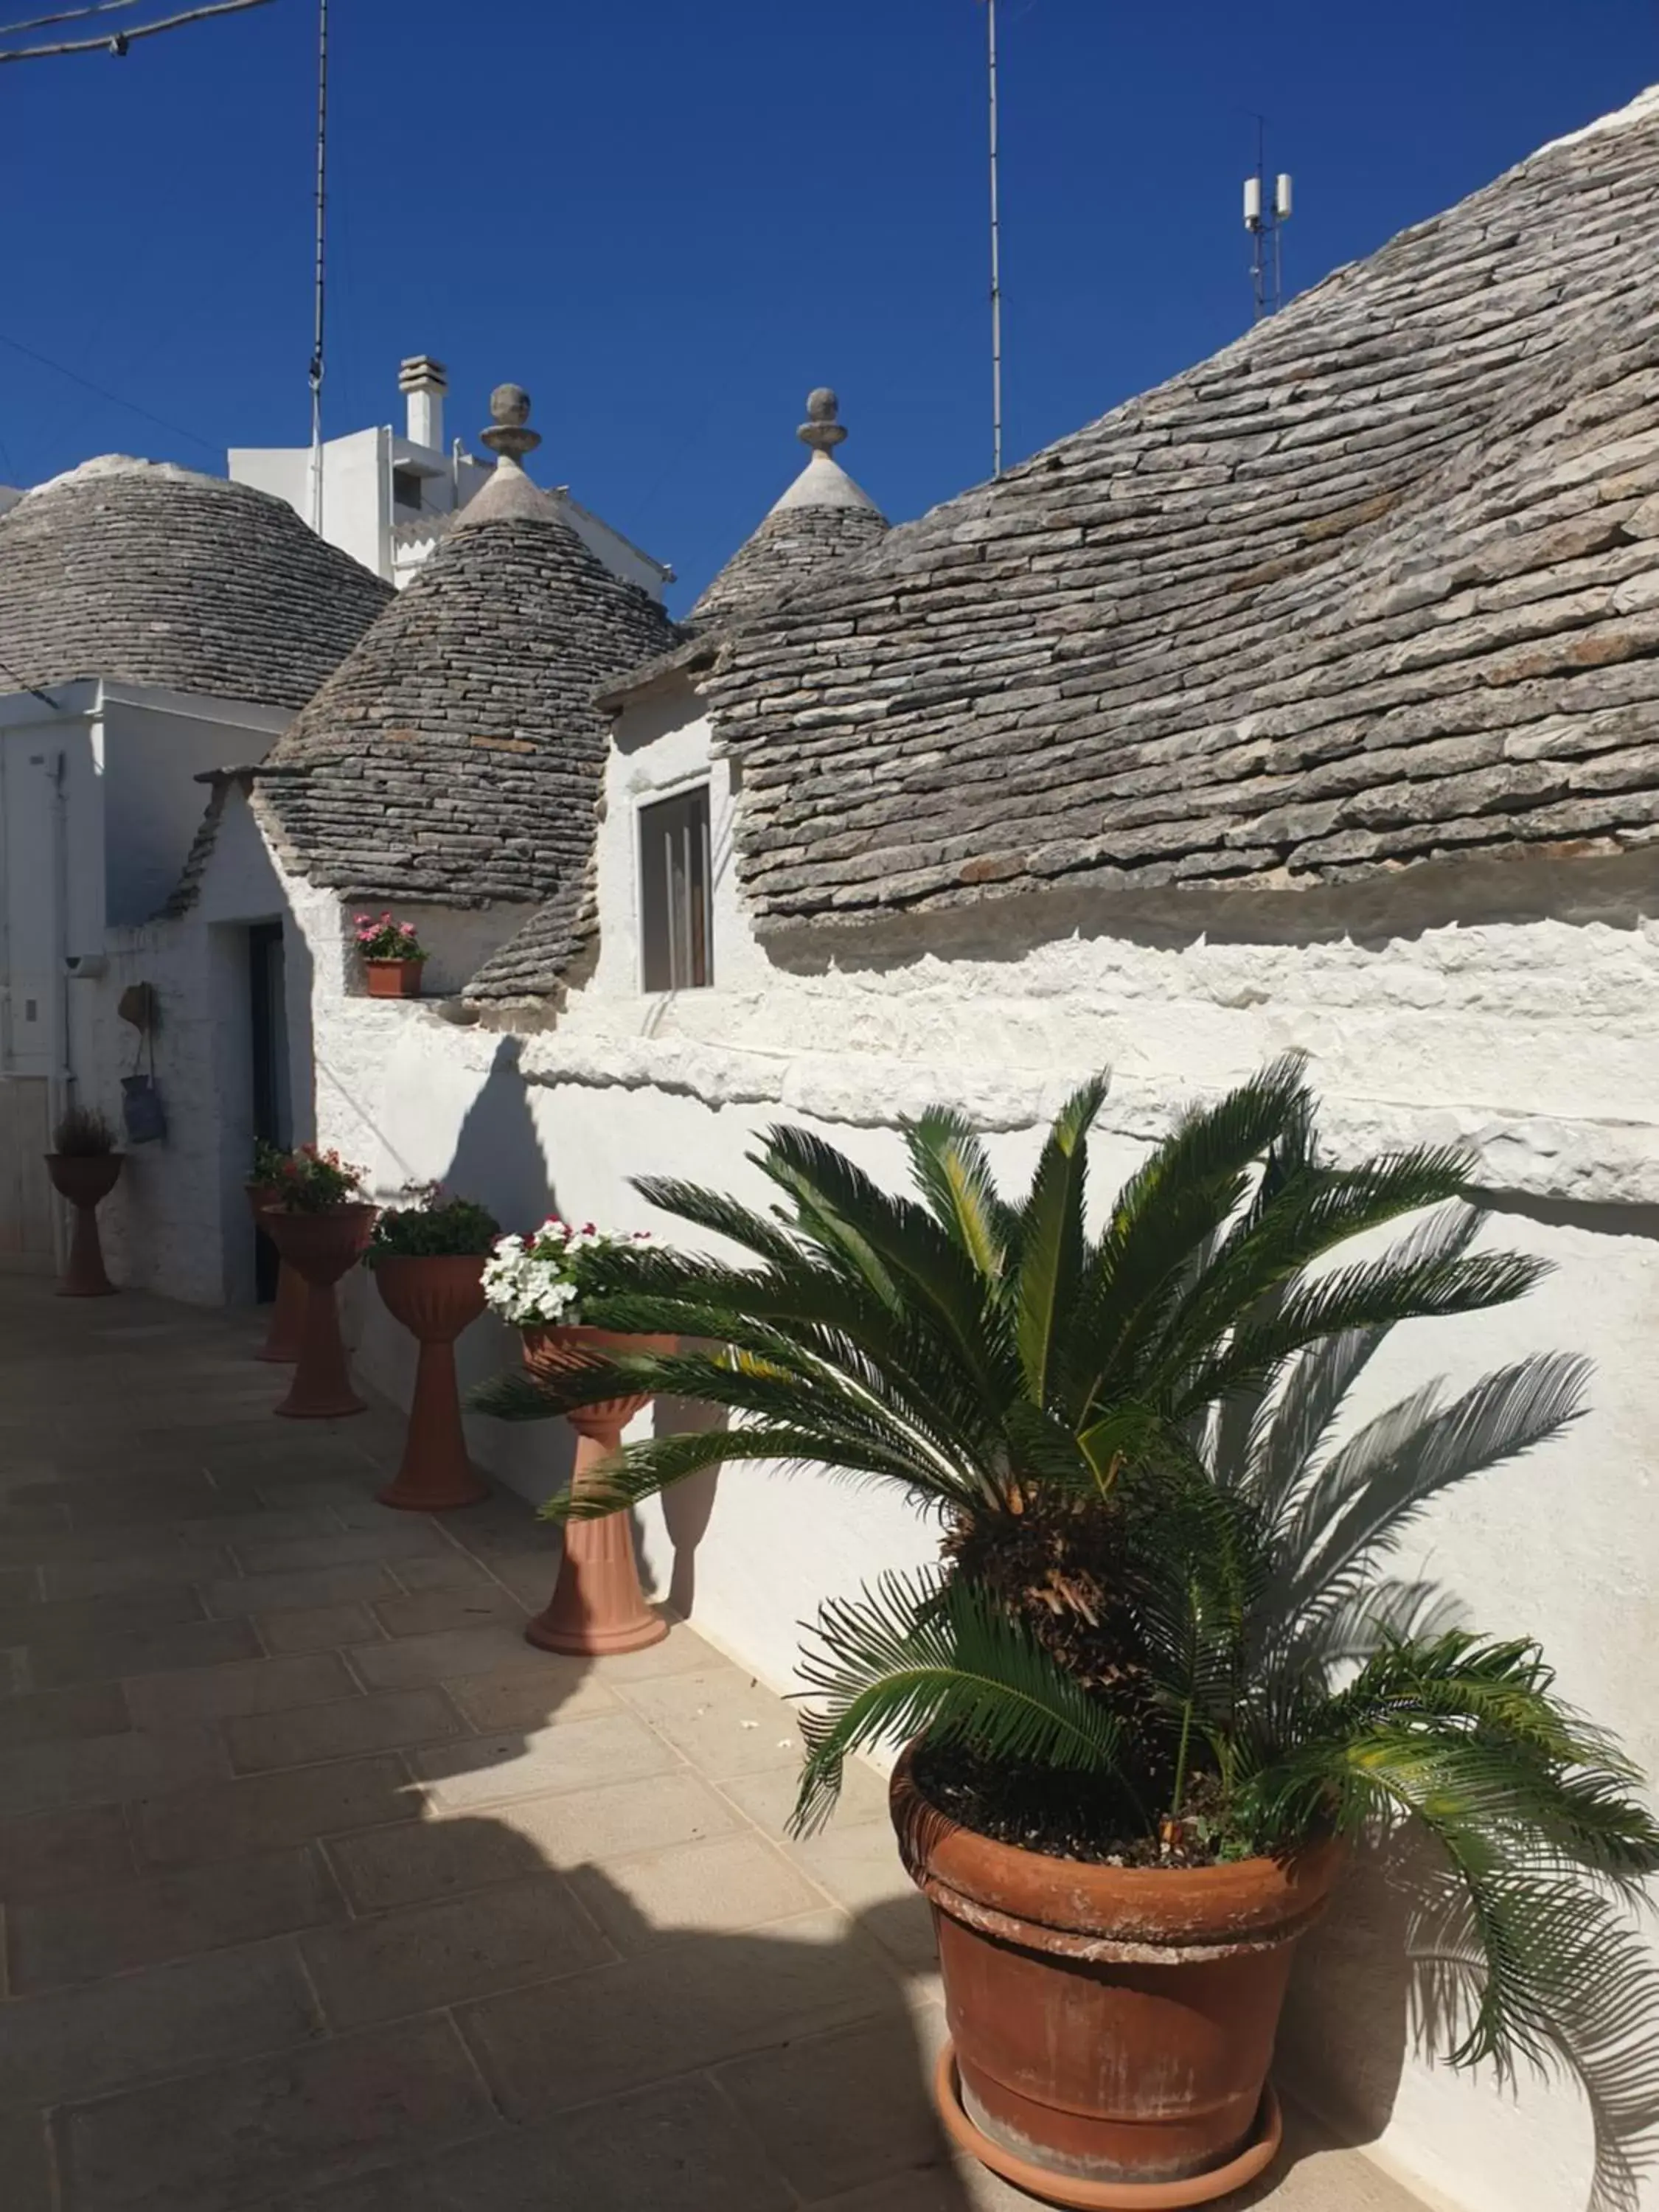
[0,1279,1430,2212]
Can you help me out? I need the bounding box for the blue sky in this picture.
[1,0,1655,613]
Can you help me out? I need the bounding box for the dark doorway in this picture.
[248,921,291,1301]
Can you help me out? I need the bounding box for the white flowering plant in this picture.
[480,1218,653,1329]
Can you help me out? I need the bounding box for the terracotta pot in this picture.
[518,1324,676,1655]
[45,1152,123,1298]
[246,1182,307,1363]
[891,1751,1340,2209]
[364,958,425,999]
[372,1253,490,1511]
[261,1203,378,1419]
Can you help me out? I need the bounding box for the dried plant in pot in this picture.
[354,911,427,998]
[365,1186,500,1510]
[259,1146,376,1418]
[476,1217,671,1654]
[46,1103,123,1297]
[470,1062,1659,2211]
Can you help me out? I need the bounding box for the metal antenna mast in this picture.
[985,0,1003,479]
[307,0,328,534]
[1242,116,1293,321]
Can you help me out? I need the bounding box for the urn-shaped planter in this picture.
[246,1182,307,1363]
[519,1324,675,1655]
[261,1204,378,1419]
[372,1253,490,1510]
[45,1152,124,1298]
[364,959,425,1000]
[891,1751,1340,2209]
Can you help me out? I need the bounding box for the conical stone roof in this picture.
[689,390,888,625]
[259,389,675,910]
[0,457,389,707]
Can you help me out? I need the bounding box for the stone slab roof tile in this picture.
[702,93,1659,935]
[0,459,389,708]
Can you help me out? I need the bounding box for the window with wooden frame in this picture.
[639,785,713,991]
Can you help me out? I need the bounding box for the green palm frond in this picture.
[792,1568,1127,1834]
[904,1107,1019,1281]
[1014,1075,1106,1408]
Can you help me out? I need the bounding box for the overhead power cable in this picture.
[0,0,271,62]
[0,0,145,38]
[0,330,218,452]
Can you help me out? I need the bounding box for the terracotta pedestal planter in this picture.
[372,1253,490,1510]
[364,959,425,1000]
[246,1183,307,1363]
[262,1204,378,1419]
[45,1152,123,1298]
[519,1325,673,1655]
[891,1753,1340,2209]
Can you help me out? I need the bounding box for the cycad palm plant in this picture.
[476,1058,1658,2188]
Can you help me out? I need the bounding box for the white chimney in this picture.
[397,355,448,451]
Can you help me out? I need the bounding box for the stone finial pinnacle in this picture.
[481,383,541,468]
[798,388,847,453]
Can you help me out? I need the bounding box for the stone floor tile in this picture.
[324,1769,742,1911]
[369,1586,524,1639]
[124,1652,358,1730]
[414,1711,680,1811]
[0,1720,226,1817]
[0,1565,39,1605]
[58,2014,496,2212]
[0,1500,72,1543]
[175,1510,348,1548]
[226,1688,465,1773]
[29,1616,262,1691]
[0,1939,318,2107]
[786,1819,939,1976]
[10,1844,345,1990]
[0,2101,56,2212]
[301,1870,611,2028]
[0,1801,135,1899]
[810,2160,1026,2211]
[274,2076,795,2212]
[255,1601,385,1655]
[714,1759,891,1834]
[201,1565,398,1617]
[232,1527,448,1576]
[456,1909,902,2119]
[614,1666,804,1779]
[440,1657,619,1733]
[0,1678,131,1748]
[717,2011,955,2202]
[0,1585,207,1649]
[347,1623,546,1691]
[41,1549,232,1601]
[581,1617,721,1679]
[385,1551,495,1594]
[136,1754,420,1867]
[566,1832,824,1952]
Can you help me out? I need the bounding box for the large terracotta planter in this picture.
[246,1182,307,1363]
[262,1204,378,1419]
[364,959,425,999]
[518,1324,675,1655]
[372,1253,490,1511]
[891,1751,1340,2209]
[45,1152,123,1298]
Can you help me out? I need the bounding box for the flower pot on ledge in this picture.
[364,959,425,1000]
[373,1252,490,1510]
[45,1152,123,1298]
[261,1203,378,1417]
[519,1324,675,1655]
[891,1750,1341,2209]
[246,1181,307,1362]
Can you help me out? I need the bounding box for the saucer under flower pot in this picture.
[260,1204,378,1418]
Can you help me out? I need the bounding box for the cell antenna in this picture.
[307,0,328,534]
[984,0,1003,479]
[1242,116,1293,321]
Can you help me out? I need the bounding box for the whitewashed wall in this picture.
[144,696,1659,2212]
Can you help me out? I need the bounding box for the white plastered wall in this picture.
[266,684,1659,2212]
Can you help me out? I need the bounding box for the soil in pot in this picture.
[518,1325,674,1655]
[45,1152,124,1298]
[373,1252,489,1510]
[891,1750,1340,2209]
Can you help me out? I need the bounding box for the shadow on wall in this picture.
[652,1390,726,1618]
[443,1035,554,1231]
